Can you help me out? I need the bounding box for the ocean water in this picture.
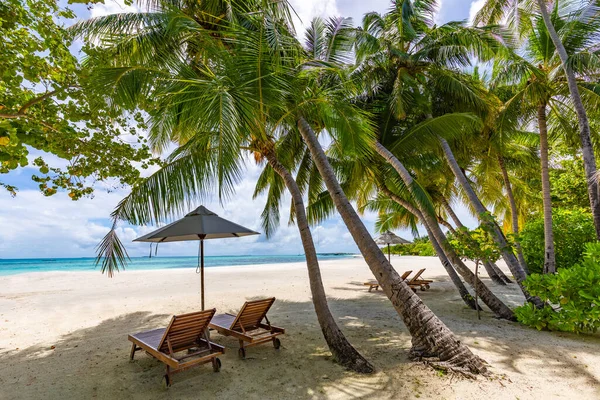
[0,254,355,276]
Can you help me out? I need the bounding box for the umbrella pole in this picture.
[200,239,205,311]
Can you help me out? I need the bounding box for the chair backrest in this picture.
[230,298,275,332]
[400,270,413,280]
[408,269,426,283]
[158,308,216,354]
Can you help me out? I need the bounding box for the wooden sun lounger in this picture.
[364,270,412,292]
[406,268,433,292]
[208,298,285,359]
[128,308,224,387]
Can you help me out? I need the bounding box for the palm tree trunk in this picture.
[297,117,487,374]
[440,195,509,285]
[263,148,373,373]
[491,262,513,284]
[482,260,506,286]
[375,142,514,320]
[497,154,528,273]
[440,196,465,229]
[537,105,556,274]
[438,136,544,307]
[437,216,457,234]
[537,0,600,240]
[378,185,479,310]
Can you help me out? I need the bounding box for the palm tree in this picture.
[347,1,519,314]
[474,0,600,240]
[295,117,487,374]
[437,136,541,301]
[312,156,482,310]
[370,134,514,319]
[79,2,373,373]
[287,11,488,371]
[537,0,600,241]
[437,190,510,285]
[376,182,486,303]
[490,7,600,272]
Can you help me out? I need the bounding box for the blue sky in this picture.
[0,0,483,259]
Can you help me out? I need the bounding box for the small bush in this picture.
[448,226,501,264]
[514,242,600,333]
[519,208,596,273]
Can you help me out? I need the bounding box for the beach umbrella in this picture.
[375,230,411,262]
[134,206,260,310]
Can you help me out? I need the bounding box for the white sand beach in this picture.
[1,256,599,399]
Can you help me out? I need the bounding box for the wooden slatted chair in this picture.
[208,298,285,359]
[364,270,412,292]
[128,308,224,387]
[406,268,433,292]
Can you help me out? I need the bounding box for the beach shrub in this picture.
[514,242,600,333]
[389,236,435,256]
[520,208,595,274]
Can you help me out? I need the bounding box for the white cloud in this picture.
[288,0,340,38]
[0,158,381,258]
[435,0,444,25]
[90,0,138,19]
[468,0,486,24]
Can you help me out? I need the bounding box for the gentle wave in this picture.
[0,254,355,276]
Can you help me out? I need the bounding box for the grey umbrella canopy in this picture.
[375,230,411,262]
[134,206,260,309]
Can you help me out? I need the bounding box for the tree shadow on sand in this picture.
[1,289,599,399]
[0,300,409,400]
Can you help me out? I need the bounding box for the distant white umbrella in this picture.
[134,206,260,310]
[375,230,411,262]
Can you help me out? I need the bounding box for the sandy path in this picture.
[1,256,599,399]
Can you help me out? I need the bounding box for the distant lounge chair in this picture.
[208,298,285,359]
[128,308,224,387]
[406,268,433,292]
[364,270,412,292]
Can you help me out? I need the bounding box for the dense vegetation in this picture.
[389,237,435,256]
[4,0,600,376]
[520,208,596,274]
[516,242,600,333]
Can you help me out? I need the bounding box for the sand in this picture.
[1,255,599,399]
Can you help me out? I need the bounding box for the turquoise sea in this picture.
[0,254,355,276]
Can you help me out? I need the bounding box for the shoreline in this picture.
[0,254,363,277]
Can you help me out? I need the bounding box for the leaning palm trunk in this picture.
[375,143,514,320]
[440,196,465,229]
[440,196,507,285]
[497,155,528,273]
[438,216,458,235]
[263,148,374,373]
[490,262,513,284]
[482,261,506,286]
[378,185,479,310]
[297,118,487,375]
[438,136,543,307]
[537,104,556,274]
[537,0,600,240]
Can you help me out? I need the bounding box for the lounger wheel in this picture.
[420,286,426,291]
[273,338,281,349]
[238,347,246,359]
[213,357,221,372]
[425,284,430,290]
